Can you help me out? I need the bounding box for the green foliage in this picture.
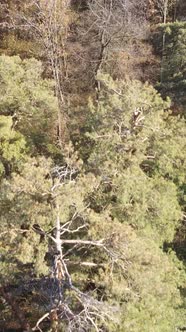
[0,49,185,330]
[0,32,39,58]
[156,22,186,112]
[119,238,184,332]
[0,156,95,282]
[86,217,185,332]
[0,55,59,155]
[112,168,181,243]
[0,115,26,177]
[1,153,184,331]
[149,114,186,184]
[0,157,53,282]
[86,74,184,243]
[88,74,170,172]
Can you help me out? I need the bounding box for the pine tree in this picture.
[86,74,185,244]
[0,55,59,156]
[0,115,26,177]
[156,22,186,112]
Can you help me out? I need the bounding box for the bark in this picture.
[160,0,168,83]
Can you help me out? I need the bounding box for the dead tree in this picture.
[28,164,120,331]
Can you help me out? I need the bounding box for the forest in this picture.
[0,0,185,331]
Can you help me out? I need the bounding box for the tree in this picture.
[76,0,149,82]
[156,0,169,23]
[0,156,185,331]
[0,4,185,331]
[0,71,185,331]
[155,0,179,22]
[0,156,121,331]
[156,22,186,112]
[0,115,26,177]
[0,55,60,157]
[5,0,72,146]
[85,74,185,243]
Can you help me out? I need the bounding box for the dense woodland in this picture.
[0,1,186,331]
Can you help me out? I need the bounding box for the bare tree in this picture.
[80,0,149,89]
[156,0,169,23]
[155,0,180,22]
[156,0,175,82]
[3,0,150,116]
[56,0,149,96]
[6,0,71,146]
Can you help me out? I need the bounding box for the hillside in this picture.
[0,1,185,331]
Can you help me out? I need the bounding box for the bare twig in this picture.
[32,312,50,331]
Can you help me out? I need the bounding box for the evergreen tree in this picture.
[0,55,59,155]
[0,3,186,329]
[0,115,26,177]
[156,22,186,112]
[86,74,185,244]
[0,155,185,331]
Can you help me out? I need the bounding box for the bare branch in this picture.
[60,223,88,235]
[32,312,50,332]
[61,239,105,246]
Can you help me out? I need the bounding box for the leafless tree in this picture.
[155,0,179,22]
[156,0,176,82]
[2,0,150,123]
[74,0,149,92]
[5,0,71,146]
[156,0,169,23]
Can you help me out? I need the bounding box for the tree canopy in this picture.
[0,1,186,331]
